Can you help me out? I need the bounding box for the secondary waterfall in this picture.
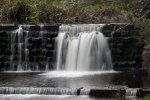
[10,25,51,71]
[56,24,113,71]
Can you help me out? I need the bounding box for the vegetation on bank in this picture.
[0,0,149,23]
[143,95,150,100]
[0,0,150,44]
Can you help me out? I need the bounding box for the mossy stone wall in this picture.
[0,24,144,71]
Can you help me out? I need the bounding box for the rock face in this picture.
[142,45,150,73]
[0,24,144,71]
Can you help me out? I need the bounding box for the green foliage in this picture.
[0,0,149,25]
[0,0,130,24]
[143,95,150,100]
[1,0,33,23]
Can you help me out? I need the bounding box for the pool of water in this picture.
[0,94,115,100]
[0,71,149,88]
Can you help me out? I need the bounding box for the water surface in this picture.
[0,71,149,88]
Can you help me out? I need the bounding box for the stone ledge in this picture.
[0,24,18,31]
[89,89,126,98]
[21,24,59,32]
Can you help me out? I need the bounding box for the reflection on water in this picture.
[40,71,117,78]
[0,71,149,88]
[0,95,113,100]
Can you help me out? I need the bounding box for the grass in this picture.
[0,0,149,23]
[0,0,132,24]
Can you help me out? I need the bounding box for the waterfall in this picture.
[126,88,138,97]
[9,24,113,71]
[56,24,113,71]
[10,25,50,71]
[11,26,30,71]
[11,26,24,71]
[17,26,23,71]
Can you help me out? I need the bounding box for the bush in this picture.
[8,0,33,23]
[0,0,149,25]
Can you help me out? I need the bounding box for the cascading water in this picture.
[56,24,113,71]
[17,26,23,71]
[9,24,112,71]
[10,25,50,71]
[11,26,30,71]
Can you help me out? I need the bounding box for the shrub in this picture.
[7,0,33,23]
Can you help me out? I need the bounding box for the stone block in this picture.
[42,32,58,38]
[22,25,41,31]
[111,48,122,55]
[28,31,39,37]
[0,31,8,37]
[0,24,18,31]
[102,31,111,37]
[43,25,59,32]
[113,61,136,71]
[46,44,54,49]
[102,24,115,32]
[137,88,150,97]
[89,89,126,98]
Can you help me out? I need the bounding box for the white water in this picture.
[56,24,113,71]
[40,71,117,78]
[126,88,138,97]
[0,87,88,95]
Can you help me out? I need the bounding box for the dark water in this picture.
[0,95,114,100]
[0,71,149,88]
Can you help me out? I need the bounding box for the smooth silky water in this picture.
[0,24,149,100]
[57,24,112,70]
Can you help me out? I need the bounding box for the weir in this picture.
[0,87,89,95]
[0,24,143,71]
[0,87,148,98]
[1,24,113,71]
[0,24,146,100]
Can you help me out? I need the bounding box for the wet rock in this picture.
[0,32,8,37]
[22,25,41,31]
[28,32,39,37]
[43,32,58,38]
[113,61,136,71]
[89,89,126,98]
[43,25,59,32]
[111,48,122,55]
[137,88,150,97]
